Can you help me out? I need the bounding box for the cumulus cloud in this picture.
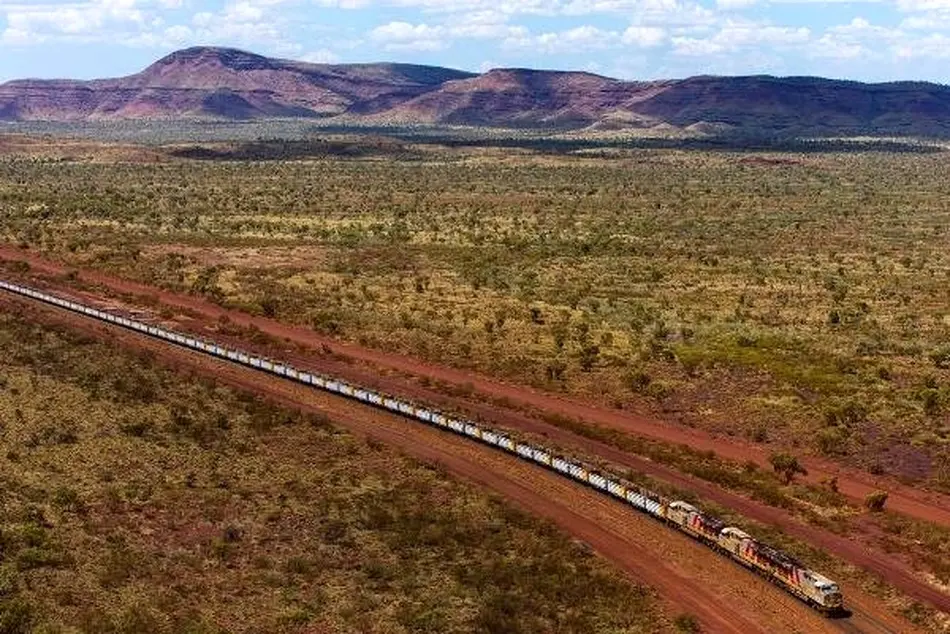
[2,1,139,44]
[0,0,192,45]
[716,0,757,9]
[622,25,666,47]
[901,9,950,28]
[672,21,809,56]
[806,15,950,67]
[535,25,618,53]
[313,0,372,7]
[370,21,446,51]
[175,0,297,48]
[895,0,950,10]
[502,24,672,54]
[893,32,950,56]
[3,0,950,82]
[0,0,313,49]
[808,17,902,60]
[811,34,867,60]
[370,16,532,51]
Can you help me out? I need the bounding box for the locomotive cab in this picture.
[801,571,843,614]
[817,581,843,612]
[666,500,698,527]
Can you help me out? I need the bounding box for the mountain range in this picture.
[2,46,949,137]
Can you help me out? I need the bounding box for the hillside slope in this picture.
[2,46,949,136]
[0,47,473,121]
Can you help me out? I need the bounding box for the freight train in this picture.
[0,278,844,615]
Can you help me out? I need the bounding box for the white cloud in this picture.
[895,0,950,10]
[894,32,950,56]
[163,23,191,41]
[0,0,182,45]
[622,25,666,47]
[313,0,372,7]
[226,1,265,22]
[717,0,756,8]
[191,10,213,27]
[832,16,900,38]
[369,14,532,51]
[672,21,809,56]
[504,24,672,53]
[393,0,560,15]
[810,33,867,59]
[4,0,950,83]
[370,21,446,50]
[818,16,950,62]
[900,8,950,28]
[808,17,903,60]
[670,34,722,55]
[534,25,617,53]
[0,0,314,49]
[104,0,309,51]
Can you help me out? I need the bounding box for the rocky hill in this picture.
[0,47,473,121]
[2,46,949,137]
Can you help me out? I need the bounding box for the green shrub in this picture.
[816,427,848,457]
[769,453,807,485]
[0,597,34,634]
[865,490,888,512]
[674,613,701,633]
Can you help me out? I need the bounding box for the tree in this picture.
[864,490,888,512]
[769,452,808,485]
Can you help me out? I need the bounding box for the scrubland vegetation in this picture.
[0,308,669,633]
[2,143,949,490]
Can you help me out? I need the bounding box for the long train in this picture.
[0,278,844,614]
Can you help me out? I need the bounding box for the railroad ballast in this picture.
[0,278,845,615]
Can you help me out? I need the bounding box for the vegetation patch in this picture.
[0,310,670,633]
[4,148,948,488]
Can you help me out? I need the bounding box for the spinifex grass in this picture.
[0,310,669,633]
[1,144,949,489]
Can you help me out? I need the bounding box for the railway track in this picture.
[0,278,925,633]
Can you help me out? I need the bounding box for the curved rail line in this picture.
[1,278,845,615]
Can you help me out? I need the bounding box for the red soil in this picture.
[1,244,947,528]
[1,293,918,634]
[3,245,950,618]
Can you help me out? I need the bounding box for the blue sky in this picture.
[2,0,950,83]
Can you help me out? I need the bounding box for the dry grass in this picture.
[0,310,669,634]
[3,146,948,487]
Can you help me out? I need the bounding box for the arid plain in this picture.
[1,130,949,633]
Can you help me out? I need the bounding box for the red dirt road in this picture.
[1,244,948,528]
[0,293,917,634]
[3,246,950,620]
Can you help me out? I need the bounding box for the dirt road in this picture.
[0,292,919,634]
[3,247,950,621]
[1,244,946,529]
